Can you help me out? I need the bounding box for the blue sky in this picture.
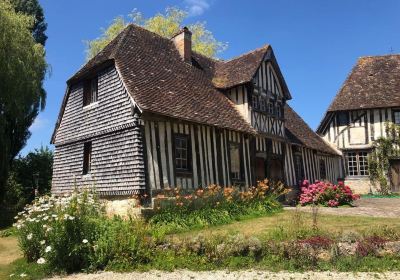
[23,0,400,154]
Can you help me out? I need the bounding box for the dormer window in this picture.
[83,77,98,107]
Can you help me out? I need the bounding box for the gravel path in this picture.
[285,198,400,218]
[48,270,400,280]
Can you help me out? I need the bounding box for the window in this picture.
[268,102,274,115]
[293,152,304,185]
[276,104,282,118]
[83,77,98,106]
[259,98,266,112]
[345,151,369,176]
[319,159,326,180]
[175,135,190,172]
[83,142,92,175]
[394,111,400,125]
[252,95,259,109]
[337,112,349,126]
[229,142,241,180]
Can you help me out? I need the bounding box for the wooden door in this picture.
[255,157,266,181]
[269,158,283,182]
[390,160,400,192]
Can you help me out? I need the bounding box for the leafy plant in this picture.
[368,122,400,195]
[299,180,360,207]
[147,180,286,233]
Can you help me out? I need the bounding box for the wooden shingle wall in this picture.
[52,67,146,195]
[55,67,134,144]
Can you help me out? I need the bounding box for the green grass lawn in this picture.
[173,210,400,239]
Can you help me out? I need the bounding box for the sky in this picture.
[23,0,400,155]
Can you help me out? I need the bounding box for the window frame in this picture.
[393,110,400,125]
[229,141,241,181]
[83,76,98,107]
[173,133,191,174]
[344,150,369,177]
[82,142,92,175]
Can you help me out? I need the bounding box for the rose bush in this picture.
[299,180,360,207]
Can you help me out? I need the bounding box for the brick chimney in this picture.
[172,27,192,63]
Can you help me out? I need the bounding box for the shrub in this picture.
[14,191,103,272]
[299,180,360,207]
[148,180,287,233]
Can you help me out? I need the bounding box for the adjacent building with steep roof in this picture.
[51,24,343,200]
[317,54,400,193]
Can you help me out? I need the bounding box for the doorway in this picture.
[255,157,266,181]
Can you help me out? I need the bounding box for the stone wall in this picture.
[345,177,378,194]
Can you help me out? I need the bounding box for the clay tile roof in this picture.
[212,46,270,88]
[284,105,339,155]
[69,24,256,134]
[328,54,400,111]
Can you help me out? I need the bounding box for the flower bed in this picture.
[147,180,287,233]
[299,180,360,207]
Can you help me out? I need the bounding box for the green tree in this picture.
[11,0,48,45]
[0,0,47,202]
[85,7,227,60]
[0,147,53,228]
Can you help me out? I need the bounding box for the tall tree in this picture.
[11,0,48,45]
[85,7,227,60]
[0,0,47,201]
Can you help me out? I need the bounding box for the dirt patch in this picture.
[0,237,21,265]
[287,198,400,218]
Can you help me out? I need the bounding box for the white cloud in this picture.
[29,115,49,133]
[185,0,211,16]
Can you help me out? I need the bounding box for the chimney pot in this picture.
[172,27,192,63]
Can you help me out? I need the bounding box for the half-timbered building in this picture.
[317,54,400,193]
[51,24,342,201]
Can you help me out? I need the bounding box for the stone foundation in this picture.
[102,196,141,217]
[344,178,378,194]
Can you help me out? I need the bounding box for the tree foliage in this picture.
[0,0,47,201]
[0,146,53,228]
[10,0,48,45]
[368,122,400,195]
[85,7,227,61]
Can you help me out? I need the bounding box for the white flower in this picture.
[9,273,14,277]
[82,239,88,244]
[46,227,52,232]
[20,273,27,277]
[45,246,52,253]
[37,257,46,264]
[27,233,33,240]
[68,216,75,221]
[40,240,46,245]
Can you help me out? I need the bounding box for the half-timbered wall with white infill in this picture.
[284,143,297,186]
[321,108,400,150]
[226,85,251,123]
[251,60,285,138]
[301,147,342,184]
[144,119,253,191]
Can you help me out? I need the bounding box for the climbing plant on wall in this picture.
[368,122,400,195]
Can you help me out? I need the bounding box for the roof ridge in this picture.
[358,53,400,59]
[222,44,270,63]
